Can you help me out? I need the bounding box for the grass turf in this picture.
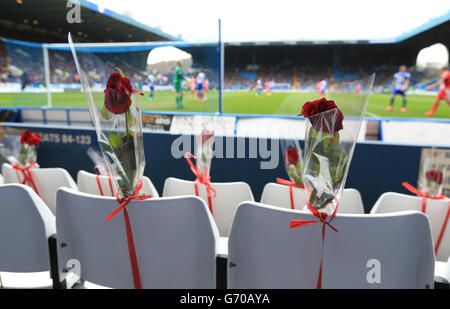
[0,90,448,119]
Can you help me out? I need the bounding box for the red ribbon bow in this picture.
[185,152,216,214]
[276,178,305,210]
[94,165,115,197]
[11,162,40,196]
[105,180,152,289]
[402,182,450,255]
[290,201,339,289]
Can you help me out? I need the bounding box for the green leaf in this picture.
[322,148,348,186]
[295,161,303,176]
[309,188,317,206]
[322,131,340,148]
[107,132,124,149]
[126,110,136,126]
[330,132,340,147]
[101,106,113,120]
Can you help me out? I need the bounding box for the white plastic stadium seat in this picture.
[2,163,77,215]
[434,259,450,283]
[56,188,219,289]
[162,177,254,237]
[260,183,365,214]
[228,202,434,289]
[77,170,159,198]
[0,184,55,288]
[371,192,450,262]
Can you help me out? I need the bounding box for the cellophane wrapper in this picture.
[302,75,375,213]
[194,125,215,179]
[280,139,304,186]
[0,134,37,167]
[69,34,145,197]
[87,146,118,176]
[418,148,446,197]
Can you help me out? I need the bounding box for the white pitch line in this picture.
[365,110,381,118]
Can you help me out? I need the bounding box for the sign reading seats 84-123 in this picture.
[0,127,95,147]
[39,132,93,146]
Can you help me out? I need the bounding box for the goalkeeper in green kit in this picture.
[174,61,185,109]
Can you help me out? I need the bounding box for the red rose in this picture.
[425,170,443,185]
[20,130,41,146]
[104,72,143,115]
[201,128,213,145]
[284,148,299,166]
[300,97,344,134]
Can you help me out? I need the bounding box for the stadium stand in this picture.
[2,9,448,94]
[224,13,450,91]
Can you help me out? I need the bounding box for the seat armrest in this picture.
[434,276,450,289]
[216,254,228,289]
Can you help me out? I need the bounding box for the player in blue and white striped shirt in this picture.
[386,65,411,112]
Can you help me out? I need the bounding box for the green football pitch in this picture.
[0,90,449,119]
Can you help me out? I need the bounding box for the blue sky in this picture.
[90,0,449,42]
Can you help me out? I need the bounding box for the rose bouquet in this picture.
[69,33,151,289]
[0,129,41,194]
[401,148,449,257]
[290,75,375,288]
[300,76,374,214]
[0,130,41,167]
[418,148,446,198]
[195,127,215,179]
[185,126,216,213]
[280,140,304,186]
[17,130,41,165]
[69,34,146,198]
[277,139,304,209]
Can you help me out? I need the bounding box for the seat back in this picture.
[76,170,159,198]
[56,188,219,289]
[0,184,55,272]
[228,202,434,289]
[162,177,254,237]
[260,183,365,214]
[2,163,77,214]
[371,192,450,262]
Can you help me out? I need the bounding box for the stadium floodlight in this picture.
[146,46,192,73]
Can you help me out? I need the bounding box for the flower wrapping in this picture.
[87,147,110,175]
[69,34,145,198]
[280,139,304,186]
[418,148,446,198]
[301,76,375,213]
[195,127,215,179]
[290,75,375,289]
[0,130,41,167]
[87,147,117,197]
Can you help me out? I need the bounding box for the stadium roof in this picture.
[0,0,179,43]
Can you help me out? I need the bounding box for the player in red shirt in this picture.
[424,67,450,116]
[190,76,196,97]
[203,79,209,97]
[265,81,271,96]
